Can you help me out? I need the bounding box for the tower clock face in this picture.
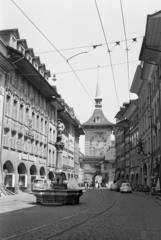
[90,135,106,149]
[90,132,108,156]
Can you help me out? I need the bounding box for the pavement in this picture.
[0,189,161,240]
[0,192,36,214]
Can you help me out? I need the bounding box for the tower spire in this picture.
[95,67,102,108]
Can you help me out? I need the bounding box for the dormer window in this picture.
[34,62,38,70]
[19,46,25,54]
[12,36,16,42]
[10,35,17,48]
[40,69,44,76]
[45,76,48,81]
[93,116,101,123]
[27,55,32,63]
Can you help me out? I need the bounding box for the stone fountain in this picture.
[33,119,83,206]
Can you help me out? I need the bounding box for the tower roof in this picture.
[82,108,114,127]
[94,68,102,108]
[82,71,114,128]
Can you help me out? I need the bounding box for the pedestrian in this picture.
[95,181,98,189]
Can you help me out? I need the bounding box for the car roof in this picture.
[33,178,50,181]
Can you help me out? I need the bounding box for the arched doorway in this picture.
[143,164,147,185]
[131,174,134,187]
[30,165,37,183]
[126,174,129,181]
[121,174,124,181]
[40,166,46,178]
[94,175,102,188]
[18,163,27,190]
[3,161,14,189]
[48,171,54,181]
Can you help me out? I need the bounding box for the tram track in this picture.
[2,191,117,240]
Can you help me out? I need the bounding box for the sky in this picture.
[1,0,161,153]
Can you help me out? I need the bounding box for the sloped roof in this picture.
[82,108,114,127]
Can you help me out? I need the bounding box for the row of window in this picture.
[3,134,47,157]
[5,95,48,135]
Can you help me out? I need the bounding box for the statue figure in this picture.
[57,119,65,140]
[55,119,65,151]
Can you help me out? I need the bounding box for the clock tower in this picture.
[82,75,114,184]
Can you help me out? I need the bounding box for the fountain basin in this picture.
[33,189,83,206]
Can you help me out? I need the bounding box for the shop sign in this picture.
[39,159,46,165]
[28,155,34,162]
[22,153,28,161]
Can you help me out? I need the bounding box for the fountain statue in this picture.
[33,119,83,206]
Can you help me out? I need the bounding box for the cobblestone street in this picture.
[0,189,161,240]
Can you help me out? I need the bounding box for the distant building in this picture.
[101,145,116,187]
[82,75,114,185]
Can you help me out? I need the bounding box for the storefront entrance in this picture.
[30,165,37,183]
[3,160,15,191]
[40,166,46,178]
[18,163,27,192]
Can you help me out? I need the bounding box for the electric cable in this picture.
[11,0,94,105]
[16,60,139,76]
[35,37,143,55]
[120,0,130,101]
[94,0,120,110]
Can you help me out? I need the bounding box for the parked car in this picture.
[115,180,126,192]
[135,185,144,192]
[143,185,150,192]
[110,183,117,191]
[31,178,52,191]
[120,182,132,193]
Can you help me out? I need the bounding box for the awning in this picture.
[139,11,161,61]
[114,171,120,182]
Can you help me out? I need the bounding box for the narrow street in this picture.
[0,189,161,240]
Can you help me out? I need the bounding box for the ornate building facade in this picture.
[0,29,84,193]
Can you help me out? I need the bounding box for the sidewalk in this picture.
[133,190,161,207]
[0,192,36,214]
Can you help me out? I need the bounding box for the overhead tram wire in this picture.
[11,59,140,77]
[120,0,130,101]
[35,36,143,55]
[94,0,120,110]
[11,0,95,105]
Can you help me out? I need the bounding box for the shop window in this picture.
[36,115,39,131]
[41,118,43,133]
[25,108,29,126]
[19,104,24,123]
[5,95,11,117]
[45,121,47,135]
[13,100,18,120]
